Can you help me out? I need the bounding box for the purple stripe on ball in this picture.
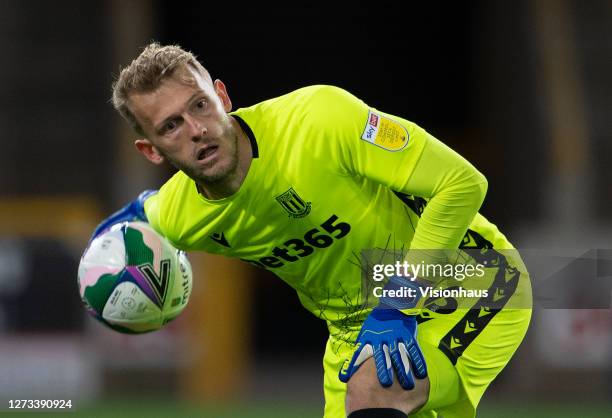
[125,266,161,307]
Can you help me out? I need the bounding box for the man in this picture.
[97,42,531,418]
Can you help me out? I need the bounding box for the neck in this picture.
[197,117,252,200]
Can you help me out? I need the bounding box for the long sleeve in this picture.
[403,133,488,251]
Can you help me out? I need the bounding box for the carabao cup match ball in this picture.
[77,221,193,334]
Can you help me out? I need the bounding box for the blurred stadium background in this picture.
[0,0,610,416]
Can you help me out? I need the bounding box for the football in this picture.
[78,221,192,334]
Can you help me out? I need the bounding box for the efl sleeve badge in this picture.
[361,110,409,151]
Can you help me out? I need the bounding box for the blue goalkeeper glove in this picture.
[90,189,158,241]
[338,276,428,389]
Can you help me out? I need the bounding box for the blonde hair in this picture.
[111,42,211,135]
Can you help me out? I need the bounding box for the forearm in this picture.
[404,134,487,254]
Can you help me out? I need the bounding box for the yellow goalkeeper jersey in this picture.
[144,85,512,324]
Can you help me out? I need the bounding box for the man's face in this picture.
[129,66,239,185]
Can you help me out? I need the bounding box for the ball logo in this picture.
[137,259,171,307]
[121,297,136,310]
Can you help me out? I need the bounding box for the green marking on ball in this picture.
[84,272,121,313]
[124,225,155,266]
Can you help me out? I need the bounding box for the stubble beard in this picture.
[163,132,240,187]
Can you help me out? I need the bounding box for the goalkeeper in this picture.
[95,43,532,418]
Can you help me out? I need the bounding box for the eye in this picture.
[164,120,178,132]
[195,99,207,111]
[159,118,181,136]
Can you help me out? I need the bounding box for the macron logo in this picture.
[210,232,230,248]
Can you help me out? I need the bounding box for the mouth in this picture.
[197,145,219,163]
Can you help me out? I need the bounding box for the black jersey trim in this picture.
[393,190,523,365]
[232,115,259,158]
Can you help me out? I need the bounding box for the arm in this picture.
[340,142,486,387]
[403,131,487,252]
[310,86,487,253]
[318,87,487,389]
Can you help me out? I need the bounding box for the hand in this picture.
[90,189,157,241]
[338,307,427,390]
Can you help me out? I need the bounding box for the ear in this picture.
[214,79,232,112]
[134,138,165,165]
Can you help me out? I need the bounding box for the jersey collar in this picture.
[232,115,259,158]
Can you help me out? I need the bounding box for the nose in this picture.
[185,114,206,142]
